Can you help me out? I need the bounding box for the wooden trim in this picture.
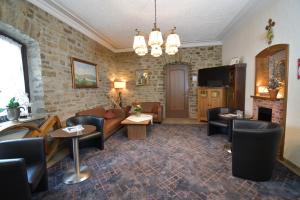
[254,44,289,159]
[70,57,99,89]
[278,158,300,176]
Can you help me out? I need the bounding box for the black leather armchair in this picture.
[66,115,104,158]
[207,107,232,139]
[0,138,48,200]
[232,120,283,181]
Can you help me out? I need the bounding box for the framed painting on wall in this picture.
[136,69,150,86]
[71,57,99,88]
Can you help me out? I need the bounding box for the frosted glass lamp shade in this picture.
[166,33,181,47]
[151,45,162,57]
[114,81,126,89]
[148,30,163,46]
[135,46,148,56]
[165,45,178,55]
[133,35,147,50]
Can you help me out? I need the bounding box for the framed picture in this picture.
[71,57,99,88]
[136,69,150,86]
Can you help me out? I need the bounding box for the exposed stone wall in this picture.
[0,0,117,120]
[115,46,222,118]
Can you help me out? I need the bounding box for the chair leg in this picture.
[207,124,213,136]
[35,171,48,192]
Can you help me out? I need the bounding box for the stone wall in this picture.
[115,46,222,118]
[0,0,222,120]
[0,0,117,120]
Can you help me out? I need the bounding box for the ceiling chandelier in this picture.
[133,0,181,57]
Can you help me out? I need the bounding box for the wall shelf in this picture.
[250,95,284,101]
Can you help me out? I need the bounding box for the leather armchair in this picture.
[232,119,283,181]
[0,138,48,200]
[66,116,105,158]
[207,107,232,140]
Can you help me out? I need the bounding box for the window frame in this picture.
[0,32,30,100]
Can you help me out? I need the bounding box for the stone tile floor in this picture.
[34,124,300,200]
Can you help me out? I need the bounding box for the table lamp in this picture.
[114,81,126,107]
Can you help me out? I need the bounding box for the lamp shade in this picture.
[148,30,163,46]
[151,44,162,57]
[166,33,181,47]
[135,46,148,56]
[114,81,126,89]
[133,35,147,50]
[165,44,178,55]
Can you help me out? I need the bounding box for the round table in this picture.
[50,125,96,184]
[218,113,252,153]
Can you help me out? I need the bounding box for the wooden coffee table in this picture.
[121,118,151,140]
[50,125,96,184]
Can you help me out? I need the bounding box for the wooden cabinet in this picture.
[198,87,227,121]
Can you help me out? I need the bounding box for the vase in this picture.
[6,108,21,121]
[134,112,141,117]
[268,89,279,100]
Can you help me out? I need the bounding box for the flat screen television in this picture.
[198,66,229,87]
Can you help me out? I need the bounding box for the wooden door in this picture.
[209,89,222,108]
[166,65,189,118]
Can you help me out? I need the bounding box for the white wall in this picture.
[222,0,300,167]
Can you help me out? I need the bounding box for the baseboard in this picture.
[278,158,300,176]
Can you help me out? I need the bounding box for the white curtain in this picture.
[0,35,25,116]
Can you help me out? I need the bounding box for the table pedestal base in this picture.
[63,165,91,184]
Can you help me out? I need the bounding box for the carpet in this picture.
[34,124,300,200]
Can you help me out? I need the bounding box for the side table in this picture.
[50,125,96,184]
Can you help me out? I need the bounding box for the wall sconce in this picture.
[114,81,126,107]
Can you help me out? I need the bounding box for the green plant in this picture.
[7,97,20,109]
[133,105,142,113]
[268,77,280,90]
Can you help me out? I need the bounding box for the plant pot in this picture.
[6,108,21,121]
[268,89,279,100]
[134,112,141,117]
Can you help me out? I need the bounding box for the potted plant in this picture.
[0,97,24,121]
[268,77,281,100]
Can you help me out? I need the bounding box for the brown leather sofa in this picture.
[132,102,163,123]
[76,106,126,139]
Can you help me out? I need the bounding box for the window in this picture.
[0,34,29,116]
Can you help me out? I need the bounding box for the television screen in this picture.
[198,66,229,87]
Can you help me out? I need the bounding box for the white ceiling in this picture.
[28,0,255,52]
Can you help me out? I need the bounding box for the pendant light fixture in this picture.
[132,0,181,57]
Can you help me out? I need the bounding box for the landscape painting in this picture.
[71,57,98,88]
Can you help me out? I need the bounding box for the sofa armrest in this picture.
[0,138,46,166]
[0,158,31,200]
[157,105,163,122]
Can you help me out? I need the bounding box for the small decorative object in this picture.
[268,77,281,99]
[265,19,275,45]
[136,69,150,86]
[132,105,142,116]
[0,97,24,121]
[71,57,99,88]
[114,81,126,107]
[230,57,240,65]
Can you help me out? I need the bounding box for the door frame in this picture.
[165,64,189,118]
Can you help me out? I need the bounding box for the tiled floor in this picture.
[35,124,300,200]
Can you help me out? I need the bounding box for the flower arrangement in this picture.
[132,105,142,116]
[268,77,281,90]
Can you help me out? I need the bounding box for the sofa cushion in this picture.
[103,111,116,119]
[140,102,160,113]
[26,163,44,191]
[77,106,106,118]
